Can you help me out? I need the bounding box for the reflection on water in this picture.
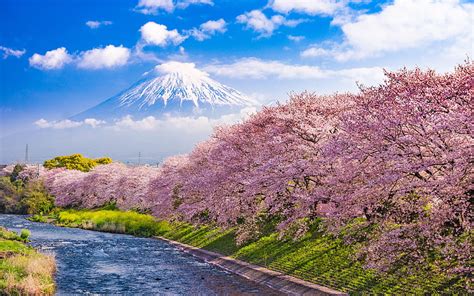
[0,215,282,295]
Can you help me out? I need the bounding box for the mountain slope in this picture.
[73,62,255,120]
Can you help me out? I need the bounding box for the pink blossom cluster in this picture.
[43,163,161,210]
[18,165,46,182]
[0,164,46,182]
[38,62,472,276]
[0,165,15,177]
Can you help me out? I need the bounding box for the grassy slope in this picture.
[49,209,465,295]
[0,227,56,295]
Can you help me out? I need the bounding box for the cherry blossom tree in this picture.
[43,168,88,208]
[318,62,473,275]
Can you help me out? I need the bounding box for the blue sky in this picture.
[1,0,472,162]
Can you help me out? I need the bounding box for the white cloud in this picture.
[35,119,83,129]
[187,29,208,42]
[203,57,384,85]
[85,20,113,29]
[112,109,255,132]
[288,35,305,42]
[84,118,106,128]
[135,0,174,14]
[165,46,188,61]
[200,19,227,33]
[204,58,326,79]
[188,19,227,41]
[114,115,161,131]
[0,46,25,59]
[342,0,472,58]
[216,107,258,123]
[176,0,214,9]
[77,45,131,69]
[29,45,131,70]
[35,118,105,129]
[139,22,187,47]
[135,0,213,14]
[300,46,332,58]
[154,61,208,76]
[333,66,386,86]
[236,10,306,37]
[269,0,342,15]
[303,0,474,61]
[29,47,72,70]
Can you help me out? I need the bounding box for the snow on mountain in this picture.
[73,62,257,120]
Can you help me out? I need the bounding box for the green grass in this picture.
[45,209,466,295]
[56,209,171,237]
[0,227,56,295]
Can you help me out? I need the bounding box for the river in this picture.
[0,215,283,295]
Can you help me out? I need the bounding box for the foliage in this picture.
[20,181,55,215]
[0,227,26,243]
[43,153,112,172]
[1,164,46,184]
[0,177,21,213]
[19,229,30,241]
[95,157,113,165]
[9,164,25,183]
[0,227,56,295]
[56,209,169,237]
[0,177,55,215]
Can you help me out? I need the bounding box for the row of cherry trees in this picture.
[43,163,160,210]
[18,62,472,277]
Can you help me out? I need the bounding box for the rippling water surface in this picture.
[0,215,282,295]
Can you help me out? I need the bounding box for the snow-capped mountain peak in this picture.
[73,62,256,120]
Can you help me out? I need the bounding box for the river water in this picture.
[0,215,282,295]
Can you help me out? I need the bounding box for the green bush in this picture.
[0,177,22,213]
[43,154,112,172]
[20,229,30,240]
[0,177,55,215]
[20,181,55,215]
[30,214,48,223]
[9,164,25,182]
[0,227,23,242]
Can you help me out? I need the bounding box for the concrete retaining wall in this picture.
[158,237,348,296]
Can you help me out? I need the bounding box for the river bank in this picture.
[0,226,56,295]
[33,208,467,295]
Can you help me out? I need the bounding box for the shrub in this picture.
[43,153,112,172]
[10,164,25,182]
[0,177,54,215]
[20,229,30,240]
[0,177,22,213]
[20,181,55,215]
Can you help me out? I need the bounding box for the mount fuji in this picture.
[72,62,256,120]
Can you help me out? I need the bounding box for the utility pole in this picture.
[138,152,141,166]
[25,144,29,164]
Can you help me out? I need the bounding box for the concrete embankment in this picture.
[159,237,348,296]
